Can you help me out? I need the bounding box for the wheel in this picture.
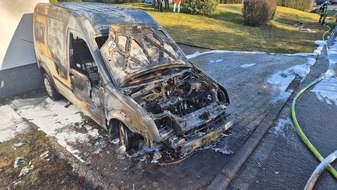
[119,122,140,151]
[43,73,62,101]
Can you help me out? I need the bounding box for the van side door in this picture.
[68,32,104,126]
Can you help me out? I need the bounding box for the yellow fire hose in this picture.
[291,23,337,180]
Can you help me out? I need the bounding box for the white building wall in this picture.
[0,0,48,70]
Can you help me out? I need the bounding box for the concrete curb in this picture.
[206,76,303,190]
[177,42,213,50]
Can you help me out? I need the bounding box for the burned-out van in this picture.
[33,2,233,156]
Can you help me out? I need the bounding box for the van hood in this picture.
[100,24,190,86]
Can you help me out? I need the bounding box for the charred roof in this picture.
[36,2,157,35]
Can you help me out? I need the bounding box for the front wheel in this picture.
[119,122,140,151]
[43,73,62,101]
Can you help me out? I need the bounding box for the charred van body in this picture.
[33,2,233,156]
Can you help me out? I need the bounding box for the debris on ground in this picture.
[293,21,316,33]
[299,28,317,33]
[13,141,26,148]
[14,157,28,168]
[294,21,303,27]
[256,160,261,168]
[92,137,108,149]
[111,138,120,145]
[151,151,163,164]
[212,148,233,155]
[40,151,49,159]
[19,162,34,177]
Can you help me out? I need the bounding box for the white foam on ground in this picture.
[240,63,256,68]
[268,72,295,103]
[268,57,316,103]
[311,78,337,107]
[269,118,295,137]
[128,141,162,159]
[11,97,99,162]
[314,40,326,55]
[290,53,315,57]
[310,32,337,107]
[186,50,266,59]
[0,105,30,142]
[212,147,233,155]
[326,38,337,78]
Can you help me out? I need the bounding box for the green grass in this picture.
[124,3,336,53]
[0,130,87,189]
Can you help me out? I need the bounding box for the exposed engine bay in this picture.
[122,67,230,154]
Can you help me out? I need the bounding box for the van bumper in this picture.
[175,119,234,156]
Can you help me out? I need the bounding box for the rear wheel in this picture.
[119,122,140,151]
[43,73,62,101]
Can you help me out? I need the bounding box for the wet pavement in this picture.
[1,44,318,189]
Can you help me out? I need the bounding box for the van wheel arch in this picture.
[108,119,141,151]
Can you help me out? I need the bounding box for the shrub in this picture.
[277,0,314,12]
[57,0,82,1]
[185,0,219,16]
[242,0,277,26]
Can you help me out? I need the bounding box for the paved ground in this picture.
[229,43,337,189]
[1,44,316,189]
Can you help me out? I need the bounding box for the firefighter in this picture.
[157,0,163,12]
[173,0,181,13]
[319,2,328,24]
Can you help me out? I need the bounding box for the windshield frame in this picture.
[100,24,190,87]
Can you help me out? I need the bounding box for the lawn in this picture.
[125,3,336,53]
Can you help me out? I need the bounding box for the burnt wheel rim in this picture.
[119,122,129,149]
[44,77,53,97]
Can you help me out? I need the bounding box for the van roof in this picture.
[45,2,157,35]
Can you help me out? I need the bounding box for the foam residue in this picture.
[326,38,337,78]
[128,141,162,159]
[269,118,295,137]
[267,57,316,103]
[186,50,267,59]
[311,78,337,107]
[314,40,326,55]
[290,53,315,57]
[311,32,337,107]
[267,71,295,103]
[11,97,100,163]
[212,147,233,155]
[0,105,30,142]
[240,63,256,68]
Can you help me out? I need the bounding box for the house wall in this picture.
[0,0,48,102]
